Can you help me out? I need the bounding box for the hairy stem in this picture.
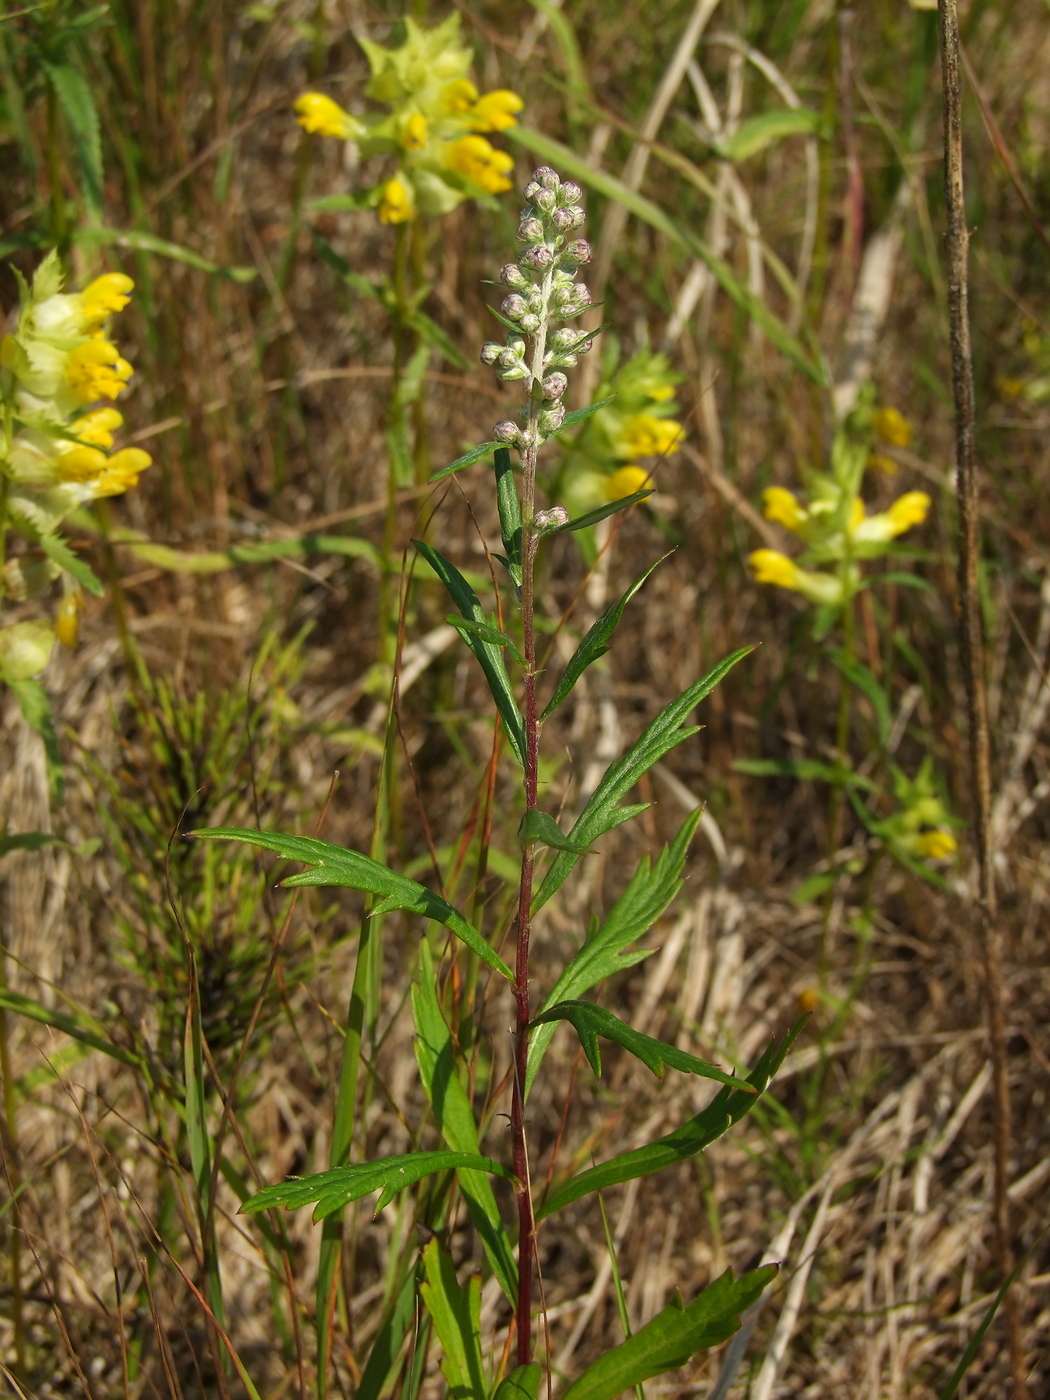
[938,4,1026,1391]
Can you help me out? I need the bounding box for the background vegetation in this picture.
[1,0,1048,1395]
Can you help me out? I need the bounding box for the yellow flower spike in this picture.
[294,91,359,139]
[886,490,930,534]
[80,273,134,324]
[749,549,843,605]
[620,414,684,458]
[403,112,428,150]
[446,136,515,194]
[74,407,124,448]
[873,406,913,448]
[56,588,84,649]
[379,177,413,225]
[66,340,133,401]
[915,830,957,860]
[762,486,807,533]
[92,447,152,497]
[605,465,653,501]
[58,444,108,482]
[469,89,524,133]
[442,79,479,113]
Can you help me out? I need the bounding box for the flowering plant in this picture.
[294,15,523,224]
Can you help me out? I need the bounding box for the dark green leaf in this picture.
[541,554,668,719]
[8,678,63,803]
[537,1020,805,1220]
[555,394,616,433]
[825,647,892,747]
[527,810,701,1095]
[243,1150,514,1221]
[494,447,522,577]
[531,1000,753,1090]
[561,1266,778,1400]
[42,60,103,211]
[533,649,752,913]
[518,809,595,855]
[448,616,523,665]
[494,1364,541,1400]
[411,541,526,767]
[547,490,652,534]
[193,829,513,982]
[431,441,501,482]
[420,1238,487,1400]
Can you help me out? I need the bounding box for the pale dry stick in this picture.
[991,575,1050,851]
[937,4,1026,1390]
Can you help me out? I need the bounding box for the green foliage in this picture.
[419,1238,488,1400]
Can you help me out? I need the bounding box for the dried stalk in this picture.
[937,5,1027,1393]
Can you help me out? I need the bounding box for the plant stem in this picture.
[937,4,1026,1392]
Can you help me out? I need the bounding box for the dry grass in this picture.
[1,1,1049,1396]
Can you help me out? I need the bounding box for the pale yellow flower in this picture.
[468,89,524,133]
[852,491,930,544]
[762,486,807,532]
[403,112,428,150]
[92,447,152,497]
[66,340,133,402]
[914,830,957,860]
[80,273,134,325]
[446,135,515,194]
[379,177,413,224]
[873,406,913,448]
[442,79,479,114]
[605,465,653,501]
[294,92,360,139]
[749,549,843,605]
[74,407,124,448]
[621,414,684,458]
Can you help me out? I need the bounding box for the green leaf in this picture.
[0,989,140,1069]
[7,678,63,803]
[518,808,595,854]
[115,530,381,575]
[33,531,104,597]
[420,1238,487,1400]
[411,541,527,768]
[242,1150,514,1221]
[71,226,256,281]
[494,448,522,582]
[733,757,877,791]
[193,829,513,983]
[532,1000,753,1090]
[541,554,668,719]
[493,1364,541,1400]
[42,60,103,211]
[561,1265,778,1400]
[527,810,701,1096]
[413,943,518,1302]
[431,441,501,482]
[537,1020,804,1220]
[409,309,468,370]
[448,616,523,665]
[534,649,752,913]
[825,647,891,747]
[309,227,383,298]
[715,107,823,162]
[0,831,66,857]
[506,127,826,386]
[554,394,617,434]
[547,490,652,534]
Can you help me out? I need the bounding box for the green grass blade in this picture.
[0,989,140,1068]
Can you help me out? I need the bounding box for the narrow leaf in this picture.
[409,310,468,369]
[448,616,523,665]
[431,442,500,482]
[494,447,522,577]
[534,649,752,913]
[412,541,526,768]
[531,1000,753,1090]
[554,394,617,434]
[43,61,103,211]
[420,1238,487,1400]
[541,555,669,719]
[527,810,701,1096]
[0,989,140,1068]
[825,647,891,747]
[733,757,877,791]
[193,829,513,982]
[547,490,652,534]
[561,1266,778,1400]
[716,108,822,162]
[72,226,256,281]
[518,809,595,855]
[537,1020,805,1220]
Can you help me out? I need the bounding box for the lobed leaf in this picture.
[533,649,753,913]
[541,554,669,719]
[242,1150,513,1221]
[193,829,513,982]
[518,809,594,855]
[531,1000,753,1091]
[560,1265,778,1400]
[412,541,527,768]
[536,1019,805,1220]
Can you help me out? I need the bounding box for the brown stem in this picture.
[938,6,1026,1393]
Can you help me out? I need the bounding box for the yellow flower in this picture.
[92,447,152,497]
[749,549,843,605]
[873,406,913,448]
[66,340,133,402]
[56,588,84,649]
[605,465,653,501]
[851,491,930,545]
[446,135,514,194]
[403,111,428,150]
[294,91,359,139]
[80,273,134,326]
[762,486,807,533]
[620,414,684,458]
[379,177,413,224]
[442,79,479,114]
[58,444,109,482]
[74,407,124,448]
[914,830,957,860]
[468,89,524,133]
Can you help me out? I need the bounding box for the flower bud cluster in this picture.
[480,166,594,452]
